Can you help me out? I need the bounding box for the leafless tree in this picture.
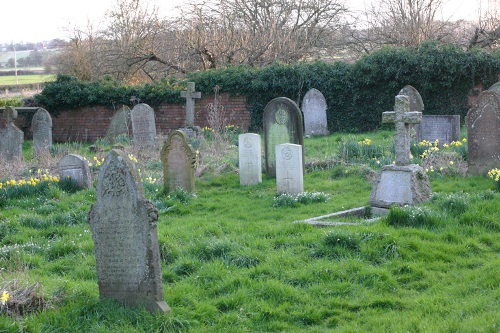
[467,0,500,50]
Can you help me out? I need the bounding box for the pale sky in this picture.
[0,0,491,44]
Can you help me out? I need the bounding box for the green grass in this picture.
[0,74,55,86]
[0,132,499,332]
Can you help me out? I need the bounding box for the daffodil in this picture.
[1,291,9,305]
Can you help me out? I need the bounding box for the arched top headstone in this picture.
[58,154,92,189]
[398,85,424,112]
[488,82,500,95]
[302,88,329,136]
[160,130,196,192]
[130,103,157,148]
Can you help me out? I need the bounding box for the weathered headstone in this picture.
[416,115,461,146]
[160,130,196,192]
[276,143,304,195]
[89,149,170,314]
[180,82,201,127]
[238,133,262,186]
[302,88,329,136]
[466,90,500,175]
[130,103,157,148]
[370,95,431,208]
[263,97,304,177]
[0,106,24,160]
[58,154,92,189]
[31,108,52,157]
[488,82,500,94]
[398,85,424,113]
[106,105,131,141]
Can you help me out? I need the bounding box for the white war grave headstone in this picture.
[370,95,431,208]
[58,154,92,189]
[180,82,201,127]
[160,130,196,192]
[31,108,52,157]
[276,143,304,195]
[0,106,24,160]
[131,103,157,149]
[238,133,262,186]
[302,88,329,136]
[89,149,170,314]
[263,97,304,177]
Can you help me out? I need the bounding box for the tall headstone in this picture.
[370,95,431,208]
[58,154,92,189]
[263,97,304,177]
[180,82,201,127]
[467,90,500,175]
[302,88,329,136]
[106,105,131,141]
[238,133,262,186]
[0,106,24,160]
[89,149,170,314]
[131,103,157,148]
[276,143,303,195]
[160,130,196,192]
[31,108,52,157]
[416,115,461,146]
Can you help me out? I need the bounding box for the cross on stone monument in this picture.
[180,82,201,127]
[282,170,294,188]
[382,95,422,166]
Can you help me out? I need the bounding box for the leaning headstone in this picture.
[276,143,303,195]
[180,82,201,127]
[467,90,500,175]
[160,130,196,192]
[0,106,24,160]
[302,88,329,136]
[370,95,432,208]
[238,133,262,186]
[31,108,52,157]
[488,82,500,94]
[89,149,170,314]
[416,115,460,146]
[58,154,92,189]
[106,105,131,141]
[263,97,304,177]
[130,103,157,148]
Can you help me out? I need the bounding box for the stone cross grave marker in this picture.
[106,105,131,141]
[0,106,24,160]
[31,108,52,157]
[238,133,262,186]
[382,95,422,165]
[416,115,460,146]
[180,82,201,127]
[263,97,304,177]
[466,90,500,175]
[89,149,170,314]
[276,143,303,195]
[58,154,92,189]
[131,103,157,148]
[302,88,329,136]
[161,130,196,192]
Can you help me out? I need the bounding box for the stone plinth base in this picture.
[369,164,431,208]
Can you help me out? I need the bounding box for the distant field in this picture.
[0,74,55,85]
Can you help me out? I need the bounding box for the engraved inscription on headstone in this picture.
[31,108,52,157]
[131,103,157,148]
[58,154,92,189]
[161,130,196,192]
[416,115,460,146]
[276,143,303,195]
[302,88,329,136]
[238,133,262,186]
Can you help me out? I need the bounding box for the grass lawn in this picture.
[0,74,55,86]
[0,131,498,332]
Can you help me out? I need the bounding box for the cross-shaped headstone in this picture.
[180,82,201,127]
[4,106,18,124]
[382,95,422,166]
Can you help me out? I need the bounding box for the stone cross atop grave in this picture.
[180,82,201,127]
[382,95,422,166]
[4,106,18,124]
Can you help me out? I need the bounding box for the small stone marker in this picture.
[131,103,157,148]
[31,108,52,157]
[466,90,500,175]
[180,82,201,127]
[263,97,304,177]
[370,95,431,208]
[106,105,131,141]
[89,149,170,314]
[416,115,461,146]
[160,130,196,192]
[276,143,303,195]
[0,106,24,160]
[302,88,329,136]
[238,133,262,186]
[58,154,92,189]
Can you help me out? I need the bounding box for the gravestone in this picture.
[488,82,500,94]
[302,88,329,136]
[58,154,92,189]
[160,130,196,192]
[0,106,24,160]
[263,97,304,177]
[370,95,431,208]
[276,143,304,195]
[31,108,52,157]
[416,115,461,146]
[466,90,500,175]
[399,85,424,113]
[131,103,157,148]
[238,133,262,186]
[180,82,201,127]
[106,105,131,141]
[89,149,170,314]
